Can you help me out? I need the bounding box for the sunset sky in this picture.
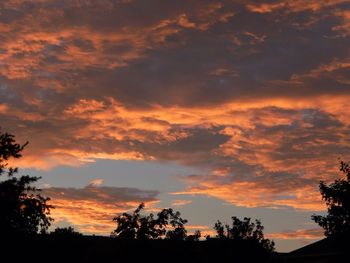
[1,0,350,252]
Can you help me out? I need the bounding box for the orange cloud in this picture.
[0,104,8,114]
[88,179,104,187]
[5,95,350,211]
[171,199,192,207]
[172,178,325,211]
[1,0,350,215]
[0,0,236,83]
[246,2,285,13]
[246,0,348,13]
[333,9,350,36]
[267,228,324,240]
[186,225,217,237]
[44,184,160,234]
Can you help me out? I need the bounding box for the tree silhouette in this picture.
[164,209,188,240]
[214,216,275,252]
[51,226,82,237]
[186,230,201,241]
[0,129,53,235]
[312,161,350,237]
[111,203,189,240]
[112,203,161,239]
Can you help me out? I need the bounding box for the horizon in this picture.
[1,0,350,252]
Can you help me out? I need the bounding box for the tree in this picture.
[111,203,189,240]
[0,129,53,235]
[112,203,162,239]
[214,217,275,252]
[186,230,201,241]
[312,161,350,237]
[51,226,82,237]
[164,209,188,240]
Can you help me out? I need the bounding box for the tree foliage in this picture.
[111,203,190,240]
[51,226,82,237]
[0,129,53,235]
[312,161,350,237]
[214,216,275,252]
[185,230,201,241]
[165,209,188,240]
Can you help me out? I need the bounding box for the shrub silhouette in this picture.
[185,230,201,241]
[0,129,53,235]
[111,202,190,240]
[312,160,350,237]
[51,226,82,237]
[214,216,275,252]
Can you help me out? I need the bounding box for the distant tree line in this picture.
[1,128,350,253]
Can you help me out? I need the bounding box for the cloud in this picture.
[171,199,192,207]
[4,99,350,210]
[267,228,324,240]
[1,0,350,213]
[1,0,349,107]
[0,104,7,113]
[246,0,348,13]
[185,225,217,237]
[88,178,104,187]
[43,184,159,234]
[171,107,350,210]
[172,174,324,210]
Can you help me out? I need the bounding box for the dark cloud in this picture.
[0,0,348,109]
[267,228,324,240]
[0,0,350,210]
[44,185,159,205]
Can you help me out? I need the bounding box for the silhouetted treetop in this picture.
[214,216,275,253]
[0,129,53,235]
[51,226,82,237]
[0,131,27,159]
[111,202,190,240]
[0,131,27,176]
[312,160,350,237]
[186,230,201,241]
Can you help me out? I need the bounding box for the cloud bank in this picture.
[43,181,159,233]
[1,0,349,213]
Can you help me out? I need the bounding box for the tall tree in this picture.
[0,129,53,235]
[312,161,350,237]
[214,216,275,252]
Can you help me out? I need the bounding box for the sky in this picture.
[0,0,350,252]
